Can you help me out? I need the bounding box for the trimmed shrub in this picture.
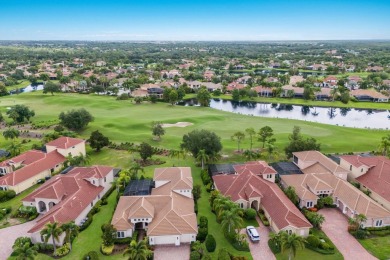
[205,234,216,252]
[82,251,99,260]
[217,248,231,260]
[35,243,54,253]
[257,211,270,226]
[190,251,201,260]
[306,235,320,248]
[54,243,70,257]
[197,227,208,242]
[268,239,281,254]
[199,216,208,229]
[244,208,256,220]
[101,244,114,255]
[114,237,132,245]
[0,190,16,202]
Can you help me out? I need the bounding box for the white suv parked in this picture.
[246,226,260,242]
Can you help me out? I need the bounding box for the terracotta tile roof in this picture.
[341,155,390,203]
[45,137,85,149]
[233,161,277,175]
[213,165,312,230]
[281,174,322,201]
[0,151,66,186]
[0,150,46,167]
[293,151,349,177]
[350,89,388,99]
[112,167,197,236]
[27,166,113,233]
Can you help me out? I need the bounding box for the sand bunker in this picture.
[161,122,193,128]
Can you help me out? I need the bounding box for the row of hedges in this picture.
[305,234,335,255]
[224,231,249,252]
[201,170,211,185]
[257,211,270,226]
[196,216,208,242]
[0,190,16,202]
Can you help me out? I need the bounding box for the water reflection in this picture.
[182,99,389,129]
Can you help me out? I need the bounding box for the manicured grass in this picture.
[359,236,390,260]
[0,92,387,156]
[5,80,31,91]
[0,184,40,213]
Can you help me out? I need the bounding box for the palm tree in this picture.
[13,242,38,260]
[196,149,209,170]
[3,128,20,140]
[221,208,243,234]
[330,88,339,101]
[245,127,256,150]
[130,163,144,180]
[231,131,245,152]
[284,186,299,205]
[8,141,22,157]
[40,222,63,253]
[281,232,305,260]
[379,134,390,156]
[123,239,152,260]
[168,149,179,166]
[61,221,79,251]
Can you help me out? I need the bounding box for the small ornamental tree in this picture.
[102,224,116,247]
[139,142,153,162]
[88,130,110,152]
[205,234,216,252]
[152,121,165,140]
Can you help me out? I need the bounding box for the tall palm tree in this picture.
[13,242,38,260]
[123,239,152,260]
[61,221,79,251]
[245,127,256,150]
[231,131,245,152]
[221,208,243,234]
[40,222,63,253]
[130,163,144,180]
[196,149,209,170]
[281,232,305,260]
[168,149,179,166]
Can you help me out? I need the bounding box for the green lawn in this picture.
[275,248,343,260]
[0,92,387,155]
[0,184,40,213]
[359,236,390,260]
[5,80,31,91]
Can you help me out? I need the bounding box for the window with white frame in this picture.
[117,231,125,238]
[376,220,383,227]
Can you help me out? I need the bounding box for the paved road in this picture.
[241,216,276,260]
[154,244,190,260]
[320,208,377,260]
[0,221,36,260]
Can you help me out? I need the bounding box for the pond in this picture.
[183,99,390,129]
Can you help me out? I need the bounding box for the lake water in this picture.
[183,99,390,129]
[23,84,44,92]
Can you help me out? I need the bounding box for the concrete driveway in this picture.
[320,208,376,260]
[154,244,190,260]
[240,216,276,260]
[0,220,36,259]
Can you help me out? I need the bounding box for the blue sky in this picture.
[1,0,389,41]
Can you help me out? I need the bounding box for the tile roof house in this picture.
[0,137,85,194]
[213,161,312,237]
[24,166,114,245]
[282,151,390,228]
[339,155,390,211]
[111,167,198,246]
[252,86,273,97]
[350,89,389,102]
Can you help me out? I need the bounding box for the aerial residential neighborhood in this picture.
[1,1,390,260]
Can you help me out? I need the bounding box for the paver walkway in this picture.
[0,220,36,259]
[240,216,276,260]
[320,208,377,260]
[154,244,190,260]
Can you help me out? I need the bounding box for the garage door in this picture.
[153,235,176,245]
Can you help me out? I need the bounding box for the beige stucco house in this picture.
[213,161,312,237]
[24,165,114,245]
[112,167,198,246]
